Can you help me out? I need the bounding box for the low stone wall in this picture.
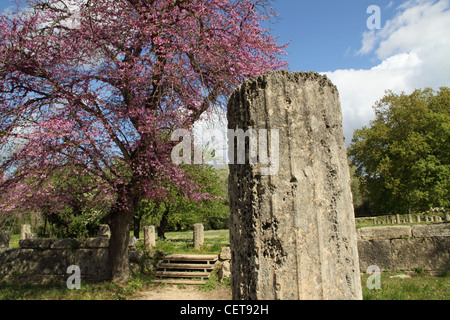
[357,224,450,273]
[1,223,448,285]
[0,228,146,285]
[0,237,111,284]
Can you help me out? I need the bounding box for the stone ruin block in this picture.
[20,224,35,240]
[0,231,10,249]
[227,71,362,300]
[193,224,204,250]
[144,226,156,250]
[97,224,111,238]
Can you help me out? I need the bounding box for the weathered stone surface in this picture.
[81,237,110,248]
[129,236,137,249]
[228,71,362,300]
[144,226,156,250]
[215,247,232,283]
[129,249,145,263]
[219,247,231,260]
[219,260,231,282]
[0,247,110,284]
[358,240,392,272]
[0,231,10,248]
[20,224,31,240]
[19,238,54,249]
[0,234,157,284]
[19,237,110,250]
[412,223,450,238]
[357,226,412,240]
[357,224,450,274]
[97,224,111,238]
[51,239,82,249]
[193,224,204,250]
[391,237,450,271]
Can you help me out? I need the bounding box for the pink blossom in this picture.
[0,0,287,215]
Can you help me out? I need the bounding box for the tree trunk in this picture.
[106,186,139,283]
[108,208,134,283]
[133,215,142,239]
[157,208,169,240]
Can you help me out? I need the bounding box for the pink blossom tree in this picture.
[0,0,287,281]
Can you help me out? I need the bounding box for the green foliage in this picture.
[349,88,450,214]
[140,164,230,234]
[34,165,109,238]
[0,275,153,300]
[154,229,229,254]
[42,206,104,239]
[361,271,449,300]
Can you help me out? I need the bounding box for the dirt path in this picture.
[131,285,231,300]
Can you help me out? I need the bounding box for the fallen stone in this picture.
[389,274,411,279]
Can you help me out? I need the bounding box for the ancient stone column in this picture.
[193,224,204,250]
[227,71,362,300]
[144,226,156,250]
[20,224,31,240]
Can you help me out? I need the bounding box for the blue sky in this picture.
[2,0,450,144]
[268,0,450,142]
[269,0,398,72]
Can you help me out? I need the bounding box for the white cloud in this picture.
[325,52,421,142]
[325,0,450,144]
[357,30,377,55]
[376,0,450,59]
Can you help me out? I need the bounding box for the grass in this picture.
[361,270,449,300]
[152,229,229,255]
[8,233,20,248]
[0,274,153,300]
[1,228,449,300]
[2,269,448,300]
[0,229,231,300]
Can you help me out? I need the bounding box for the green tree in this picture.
[349,162,371,217]
[348,88,450,214]
[136,163,229,239]
[34,165,109,238]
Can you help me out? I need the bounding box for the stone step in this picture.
[152,279,207,286]
[155,271,211,279]
[163,254,218,263]
[153,254,218,285]
[158,263,215,271]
